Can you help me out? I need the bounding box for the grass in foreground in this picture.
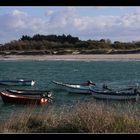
[0,102,140,133]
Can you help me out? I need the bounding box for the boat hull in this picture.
[65,85,91,94]
[0,91,48,105]
[90,90,139,101]
[6,89,50,95]
[0,80,35,86]
[52,81,92,94]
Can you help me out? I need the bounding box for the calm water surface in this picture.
[0,60,140,122]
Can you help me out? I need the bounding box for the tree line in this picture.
[0,34,140,53]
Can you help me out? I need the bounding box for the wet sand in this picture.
[1,54,140,61]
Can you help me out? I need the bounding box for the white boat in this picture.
[52,80,96,94]
[0,79,36,86]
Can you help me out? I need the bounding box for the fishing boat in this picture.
[0,79,36,86]
[52,80,96,94]
[0,89,53,105]
[6,89,52,95]
[90,87,140,101]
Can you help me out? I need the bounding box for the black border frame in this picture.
[0,0,139,6]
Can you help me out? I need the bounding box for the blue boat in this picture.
[0,79,36,86]
[90,86,140,101]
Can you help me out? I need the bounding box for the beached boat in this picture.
[0,89,53,105]
[6,89,52,95]
[90,87,140,101]
[52,80,96,94]
[0,79,36,86]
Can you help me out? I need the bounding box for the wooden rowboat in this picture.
[52,80,96,94]
[0,89,53,105]
[0,79,36,86]
[90,88,140,101]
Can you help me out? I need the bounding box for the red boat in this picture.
[0,89,52,105]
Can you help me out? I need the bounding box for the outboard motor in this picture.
[134,88,137,94]
[42,91,53,101]
[87,80,96,86]
[47,91,52,98]
[103,83,108,89]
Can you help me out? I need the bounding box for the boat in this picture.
[52,80,96,94]
[0,89,53,105]
[6,89,52,95]
[0,79,36,86]
[90,87,140,101]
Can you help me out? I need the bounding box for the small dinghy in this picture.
[0,89,53,105]
[52,80,96,94]
[0,79,36,86]
[90,86,140,101]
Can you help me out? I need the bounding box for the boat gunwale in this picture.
[0,91,42,99]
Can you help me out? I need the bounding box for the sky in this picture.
[0,6,140,44]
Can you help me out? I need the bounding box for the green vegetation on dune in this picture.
[1,102,140,133]
[0,34,140,55]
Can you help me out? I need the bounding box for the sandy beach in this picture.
[1,54,140,61]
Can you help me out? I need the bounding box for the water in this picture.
[0,60,140,122]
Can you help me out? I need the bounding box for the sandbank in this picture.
[0,54,140,61]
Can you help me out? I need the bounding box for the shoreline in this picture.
[1,54,140,61]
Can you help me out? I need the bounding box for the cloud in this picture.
[0,7,140,44]
[0,9,47,43]
[45,10,54,16]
